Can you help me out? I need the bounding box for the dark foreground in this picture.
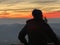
[9,43,55,45]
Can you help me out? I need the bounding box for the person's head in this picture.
[32,9,43,20]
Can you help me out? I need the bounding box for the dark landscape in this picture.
[0,23,60,45]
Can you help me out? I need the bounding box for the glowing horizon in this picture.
[0,11,60,18]
[0,0,60,18]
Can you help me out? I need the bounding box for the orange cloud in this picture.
[44,11,60,18]
[0,11,60,18]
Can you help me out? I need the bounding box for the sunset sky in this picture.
[0,0,60,18]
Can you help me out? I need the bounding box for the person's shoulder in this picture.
[26,19,34,24]
[42,20,49,25]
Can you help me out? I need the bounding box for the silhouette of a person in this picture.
[18,9,59,45]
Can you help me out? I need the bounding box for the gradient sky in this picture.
[0,0,60,18]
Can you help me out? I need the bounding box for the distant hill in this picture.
[0,23,25,44]
[49,23,60,37]
[0,23,60,44]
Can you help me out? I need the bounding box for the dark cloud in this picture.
[0,8,33,12]
[42,7,60,11]
[0,0,56,4]
[0,7,39,12]
[0,0,24,4]
[0,0,6,3]
[0,0,26,7]
[30,0,57,4]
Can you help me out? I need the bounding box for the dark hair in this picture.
[32,9,43,19]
